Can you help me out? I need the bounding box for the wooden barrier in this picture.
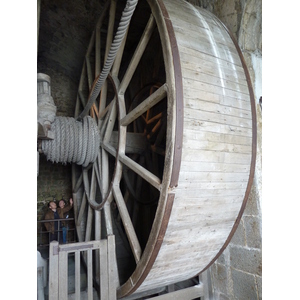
[49,235,117,300]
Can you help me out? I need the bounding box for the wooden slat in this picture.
[176,31,241,66]
[145,283,203,300]
[183,128,252,146]
[87,249,93,300]
[119,152,162,191]
[179,43,245,76]
[100,239,109,300]
[183,77,250,102]
[120,83,167,126]
[108,235,117,300]
[49,241,59,300]
[101,141,162,191]
[183,119,252,138]
[182,66,249,94]
[184,98,251,120]
[77,192,87,226]
[112,185,141,263]
[119,14,156,94]
[183,136,252,154]
[180,53,247,87]
[171,16,235,51]
[75,251,80,300]
[85,205,93,242]
[58,250,68,300]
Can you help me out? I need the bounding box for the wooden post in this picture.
[199,269,213,300]
[49,241,59,300]
[100,239,109,299]
[107,235,117,300]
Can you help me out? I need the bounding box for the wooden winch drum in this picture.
[72,0,256,298]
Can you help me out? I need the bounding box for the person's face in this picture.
[49,202,57,210]
[59,200,65,208]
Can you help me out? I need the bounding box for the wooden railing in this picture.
[49,235,117,300]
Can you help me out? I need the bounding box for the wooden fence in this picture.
[49,235,117,300]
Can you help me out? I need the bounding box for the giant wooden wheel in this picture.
[71,0,256,298]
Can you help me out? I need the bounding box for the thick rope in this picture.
[41,116,100,166]
[77,0,139,120]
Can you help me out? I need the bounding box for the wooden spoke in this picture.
[119,14,156,94]
[112,185,141,263]
[119,153,162,191]
[120,83,167,127]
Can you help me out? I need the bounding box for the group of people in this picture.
[44,198,74,244]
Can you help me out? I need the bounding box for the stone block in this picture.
[256,275,262,300]
[230,246,262,276]
[244,183,259,216]
[244,215,262,249]
[210,263,228,295]
[231,268,258,300]
[230,218,246,246]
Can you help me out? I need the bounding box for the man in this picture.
[44,198,73,243]
[44,201,60,242]
[57,198,73,243]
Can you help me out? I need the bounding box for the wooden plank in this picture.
[100,239,109,300]
[183,128,252,146]
[119,14,156,94]
[118,152,162,191]
[183,136,252,154]
[111,28,128,77]
[120,84,167,126]
[200,269,213,300]
[176,30,241,66]
[176,180,248,190]
[75,251,80,300]
[112,185,141,263]
[77,192,87,226]
[144,283,203,300]
[179,44,245,76]
[58,250,68,300]
[183,77,250,102]
[171,16,235,51]
[85,205,93,242]
[183,119,252,138]
[184,97,252,120]
[175,186,247,197]
[59,240,101,252]
[109,131,147,154]
[182,66,249,94]
[49,241,59,300]
[181,148,251,164]
[108,235,117,300]
[180,53,247,87]
[87,249,93,300]
[178,169,250,182]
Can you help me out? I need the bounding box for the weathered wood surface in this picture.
[124,0,255,295]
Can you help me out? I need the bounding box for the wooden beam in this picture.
[144,283,204,300]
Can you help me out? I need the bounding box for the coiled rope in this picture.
[77,0,139,120]
[41,116,100,167]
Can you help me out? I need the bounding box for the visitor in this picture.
[44,201,60,243]
[57,198,73,243]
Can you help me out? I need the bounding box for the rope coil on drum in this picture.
[41,116,100,167]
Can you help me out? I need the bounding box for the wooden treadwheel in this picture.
[72,0,256,298]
